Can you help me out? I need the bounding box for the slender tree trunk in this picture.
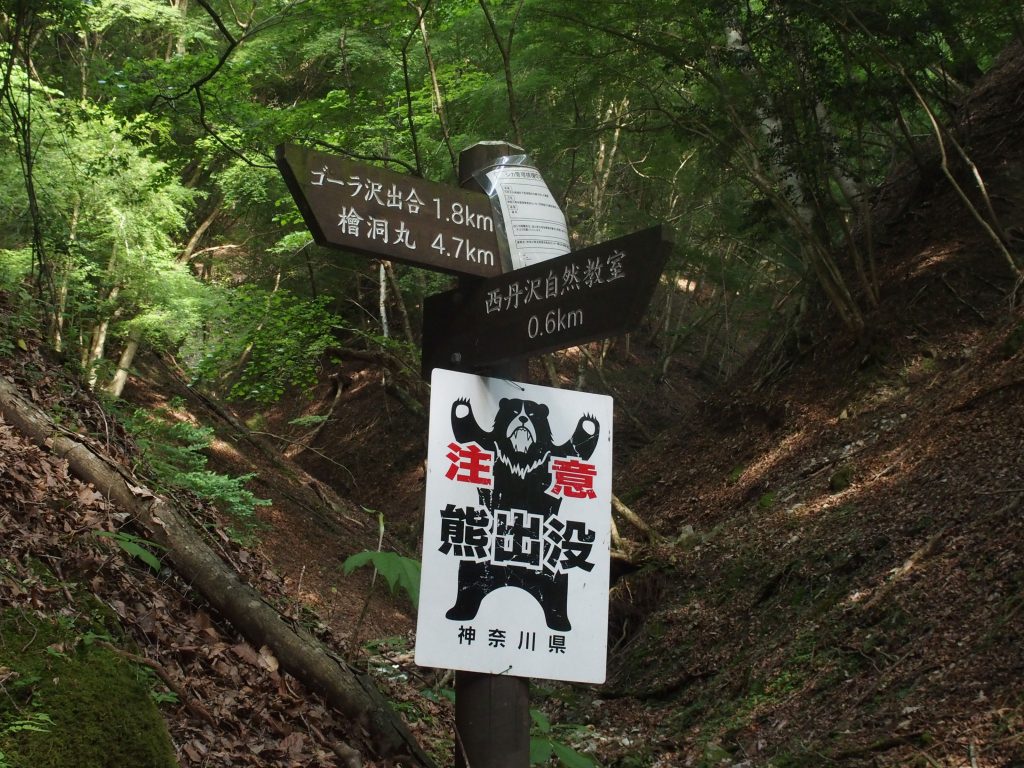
[51,199,80,352]
[591,97,626,241]
[409,2,457,174]
[106,329,141,398]
[478,0,525,145]
[383,261,415,345]
[378,262,390,339]
[86,283,120,389]
[173,0,190,59]
[2,12,54,305]
[85,236,124,387]
[180,200,220,262]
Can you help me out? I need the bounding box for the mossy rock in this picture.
[0,610,176,768]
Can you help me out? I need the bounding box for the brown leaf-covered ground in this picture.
[0,368,399,766]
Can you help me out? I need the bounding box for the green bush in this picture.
[120,399,270,540]
[184,286,342,404]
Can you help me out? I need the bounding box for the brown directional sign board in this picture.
[276,144,503,278]
[421,225,672,376]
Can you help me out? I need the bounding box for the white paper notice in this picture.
[485,165,570,270]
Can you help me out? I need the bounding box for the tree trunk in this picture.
[51,199,81,351]
[383,260,416,345]
[378,261,390,338]
[0,373,434,768]
[179,199,220,263]
[106,329,141,398]
[85,284,120,389]
[478,0,525,146]
[409,1,457,174]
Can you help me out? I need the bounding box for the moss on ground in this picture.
[0,609,176,768]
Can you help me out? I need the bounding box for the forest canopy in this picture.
[2,0,1021,396]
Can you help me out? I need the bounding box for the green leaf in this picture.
[342,550,421,607]
[95,531,163,571]
[530,708,552,734]
[551,742,597,768]
[118,540,163,571]
[529,737,553,765]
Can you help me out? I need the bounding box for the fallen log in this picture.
[0,373,434,768]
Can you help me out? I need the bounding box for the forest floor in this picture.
[1,40,1023,768]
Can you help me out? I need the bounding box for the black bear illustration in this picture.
[445,396,599,631]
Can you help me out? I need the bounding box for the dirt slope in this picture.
[584,44,1024,768]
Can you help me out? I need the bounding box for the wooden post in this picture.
[453,141,531,768]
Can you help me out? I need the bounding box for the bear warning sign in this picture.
[415,368,613,684]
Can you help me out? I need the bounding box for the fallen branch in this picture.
[97,641,218,728]
[612,494,661,545]
[0,373,434,767]
[861,528,947,615]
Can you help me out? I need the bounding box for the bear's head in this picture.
[492,398,553,473]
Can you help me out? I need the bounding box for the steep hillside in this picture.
[1,37,1023,768]
[586,44,1024,768]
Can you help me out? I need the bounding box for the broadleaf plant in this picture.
[342,551,421,608]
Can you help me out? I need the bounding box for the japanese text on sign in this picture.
[482,250,626,314]
[313,166,493,261]
[416,370,613,684]
[276,145,504,278]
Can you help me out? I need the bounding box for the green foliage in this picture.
[1,0,1019,389]
[343,551,421,608]
[93,531,165,572]
[0,281,37,359]
[529,708,599,768]
[0,712,53,768]
[118,399,270,539]
[185,286,342,404]
[288,414,329,428]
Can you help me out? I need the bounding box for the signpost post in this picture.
[276,140,671,768]
[450,142,531,768]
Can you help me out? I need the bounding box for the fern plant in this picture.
[0,712,53,768]
[117,399,270,540]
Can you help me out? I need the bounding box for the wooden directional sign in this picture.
[276,144,503,277]
[421,226,672,376]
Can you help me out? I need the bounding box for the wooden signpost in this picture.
[276,144,503,277]
[421,226,672,376]
[276,141,670,768]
